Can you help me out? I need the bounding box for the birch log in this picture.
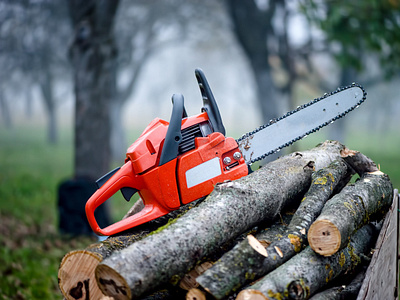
[236,223,380,300]
[58,198,203,300]
[196,159,352,299]
[95,141,345,299]
[308,170,393,256]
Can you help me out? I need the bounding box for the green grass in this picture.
[0,124,399,299]
[0,130,71,225]
[0,127,96,299]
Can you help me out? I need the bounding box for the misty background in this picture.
[2,0,399,164]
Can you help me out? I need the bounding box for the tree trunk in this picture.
[308,170,393,256]
[58,198,204,300]
[94,141,346,299]
[196,159,352,299]
[67,0,120,179]
[236,223,380,300]
[39,70,58,144]
[0,90,12,128]
[110,99,126,161]
[226,0,282,125]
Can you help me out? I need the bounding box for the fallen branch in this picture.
[94,141,346,299]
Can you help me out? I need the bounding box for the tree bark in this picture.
[196,159,352,299]
[236,223,380,300]
[308,170,393,256]
[67,0,120,179]
[58,198,203,300]
[94,141,346,299]
[309,267,366,300]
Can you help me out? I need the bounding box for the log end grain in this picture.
[186,288,207,300]
[96,264,131,300]
[247,235,269,257]
[58,250,103,300]
[236,289,268,300]
[180,262,213,290]
[308,219,341,256]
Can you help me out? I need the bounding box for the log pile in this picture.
[58,141,394,300]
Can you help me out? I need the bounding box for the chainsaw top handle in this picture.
[195,68,225,136]
[159,69,226,165]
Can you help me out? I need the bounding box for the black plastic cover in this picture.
[96,167,121,189]
[159,93,185,166]
[195,68,225,136]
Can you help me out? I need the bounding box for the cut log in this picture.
[309,266,367,300]
[308,171,393,256]
[196,159,352,299]
[340,148,379,175]
[236,223,380,300]
[179,262,213,291]
[58,198,203,300]
[186,288,207,300]
[95,141,346,299]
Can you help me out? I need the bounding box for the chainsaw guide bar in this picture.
[237,83,367,164]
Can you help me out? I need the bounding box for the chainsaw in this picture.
[86,68,366,236]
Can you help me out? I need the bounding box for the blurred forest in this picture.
[0,0,400,298]
[1,0,400,172]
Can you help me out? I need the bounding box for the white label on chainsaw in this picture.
[185,157,222,188]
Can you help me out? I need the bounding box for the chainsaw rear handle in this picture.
[85,161,138,235]
[85,160,174,236]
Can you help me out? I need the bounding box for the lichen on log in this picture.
[94,141,346,299]
[308,170,393,256]
[236,223,380,300]
[196,159,351,299]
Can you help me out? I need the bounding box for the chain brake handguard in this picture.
[85,69,248,236]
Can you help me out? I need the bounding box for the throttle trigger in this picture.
[121,187,138,202]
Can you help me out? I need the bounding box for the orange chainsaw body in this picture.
[86,69,248,236]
